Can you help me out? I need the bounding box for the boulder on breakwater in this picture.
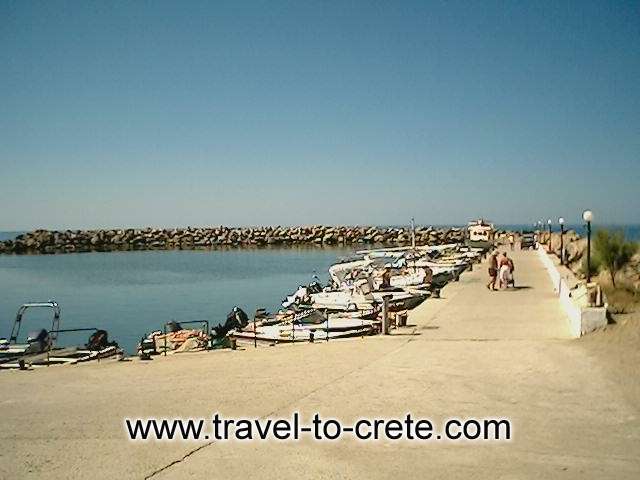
[0,226,466,255]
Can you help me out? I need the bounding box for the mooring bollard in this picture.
[163,324,167,356]
[381,294,392,335]
[325,309,329,342]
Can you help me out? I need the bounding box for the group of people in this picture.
[487,251,515,290]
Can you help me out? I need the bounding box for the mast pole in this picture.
[411,217,416,250]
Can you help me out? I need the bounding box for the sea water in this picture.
[0,246,350,353]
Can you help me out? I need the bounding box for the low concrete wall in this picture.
[537,247,607,337]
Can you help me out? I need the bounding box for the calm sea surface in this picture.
[0,245,350,353]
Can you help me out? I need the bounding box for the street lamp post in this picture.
[582,210,593,283]
[558,217,565,265]
[547,219,552,252]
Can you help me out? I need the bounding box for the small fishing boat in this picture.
[0,301,122,370]
[230,309,378,344]
[309,285,426,312]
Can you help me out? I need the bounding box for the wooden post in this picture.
[382,294,392,335]
[326,309,329,342]
[164,323,167,356]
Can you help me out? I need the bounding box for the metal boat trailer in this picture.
[0,344,121,369]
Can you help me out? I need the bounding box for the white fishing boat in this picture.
[0,301,122,369]
[388,269,429,287]
[328,258,373,284]
[230,312,378,343]
[309,290,376,311]
[309,287,425,312]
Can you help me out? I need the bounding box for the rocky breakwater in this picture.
[0,226,466,255]
[538,230,586,273]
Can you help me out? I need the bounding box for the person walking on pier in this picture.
[487,252,498,291]
[499,252,514,289]
[507,255,515,287]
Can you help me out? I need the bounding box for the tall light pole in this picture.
[582,210,593,283]
[558,217,565,265]
[547,218,552,252]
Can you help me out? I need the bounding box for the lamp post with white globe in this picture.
[558,217,565,265]
[583,210,593,283]
[547,219,552,252]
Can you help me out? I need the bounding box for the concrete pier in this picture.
[2,250,639,479]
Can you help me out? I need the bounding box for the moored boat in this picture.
[0,301,122,370]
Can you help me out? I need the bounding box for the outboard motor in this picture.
[26,329,51,354]
[166,321,183,333]
[229,306,249,329]
[307,281,323,294]
[212,306,249,338]
[86,329,118,351]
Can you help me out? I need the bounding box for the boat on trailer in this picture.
[0,301,122,370]
[230,308,378,344]
[308,286,426,312]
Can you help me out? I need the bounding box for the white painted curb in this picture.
[537,247,607,337]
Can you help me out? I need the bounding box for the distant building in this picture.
[466,219,495,248]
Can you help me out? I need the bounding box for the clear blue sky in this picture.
[1,0,638,230]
